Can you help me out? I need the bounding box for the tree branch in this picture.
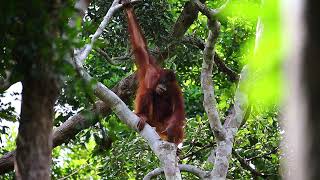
[94,48,131,65]
[210,67,249,179]
[246,147,279,161]
[0,74,137,175]
[74,0,139,66]
[201,20,226,140]
[143,164,209,180]
[180,36,239,82]
[232,149,272,177]
[193,0,230,19]
[157,0,206,62]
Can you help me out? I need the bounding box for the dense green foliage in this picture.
[0,0,281,179]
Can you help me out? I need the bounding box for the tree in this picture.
[0,0,281,179]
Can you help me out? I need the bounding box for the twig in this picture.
[246,147,279,161]
[232,149,273,177]
[94,48,131,65]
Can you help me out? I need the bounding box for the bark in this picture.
[201,20,226,141]
[210,67,248,179]
[15,71,59,180]
[157,0,206,61]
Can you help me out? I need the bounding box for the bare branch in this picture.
[193,0,230,19]
[210,67,249,179]
[201,20,226,140]
[214,54,239,82]
[74,0,140,66]
[246,147,279,161]
[193,0,214,18]
[143,164,209,180]
[232,150,273,177]
[157,0,206,62]
[94,48,131,65]
[181,36,239,82]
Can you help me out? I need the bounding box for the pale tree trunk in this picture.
[283,0,320,179]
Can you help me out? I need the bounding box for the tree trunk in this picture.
[12,1,61,179]
[15,73,59,179]
[303,0,320,179]
[283,0,320,179]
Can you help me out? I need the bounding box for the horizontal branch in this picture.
[143,164,209,180]
[94,48,131,65]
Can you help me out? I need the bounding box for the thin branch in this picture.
[180,36,239,82]
[74,0,140,66]
[182,143,214,160]
[246,147,279,161]
[157,0,206,62]
[213,54,239,82]
[94,48,131,65]
[232,150,273,177]
[193,0,230,19]
[143,164,209,180]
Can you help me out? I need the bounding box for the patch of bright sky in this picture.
[0,82,79,146]
[0,82,21,146]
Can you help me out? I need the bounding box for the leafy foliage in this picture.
[0,0,282,179]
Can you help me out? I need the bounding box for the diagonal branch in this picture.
[157,0,206,62]
[232,149,273,177]
[178,36,239,82]
[193,0,230,19]
[74,0,140,66]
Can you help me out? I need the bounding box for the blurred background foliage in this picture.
[0,0,282,179]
